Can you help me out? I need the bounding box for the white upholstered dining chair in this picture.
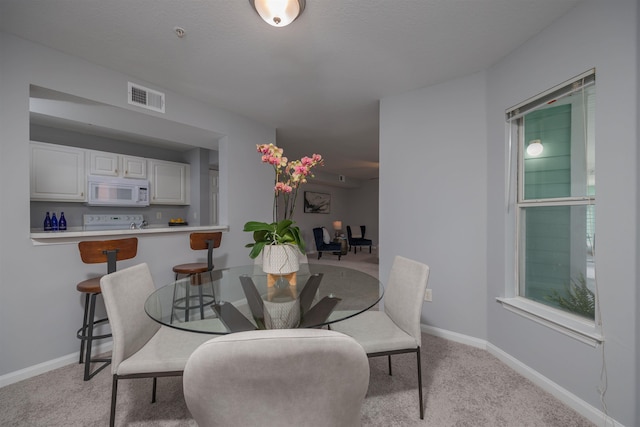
[183,329,370,427]
[100,263,211,427]
[330,255,430,419]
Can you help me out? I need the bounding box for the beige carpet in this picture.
[0,252,595,426]
[0,333,594,426]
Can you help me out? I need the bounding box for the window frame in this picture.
[497,69,603,347]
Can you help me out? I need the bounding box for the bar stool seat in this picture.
[171,232,222,322]
[172,263,211,275]
[76,237,138,381]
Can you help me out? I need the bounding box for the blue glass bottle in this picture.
[43,212,52,231]
[59,212,67,231]
[51,212,58,231]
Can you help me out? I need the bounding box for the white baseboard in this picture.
[421,324,623,427]
[421,324,487,349]
[0,341,113,388]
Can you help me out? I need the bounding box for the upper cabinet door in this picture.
[88,150,119,176]
[148,159,190,205]
[30,142,86,201]
[89,151,147,179]
[122,155,147,179]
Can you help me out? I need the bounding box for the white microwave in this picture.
[87,176,150,207]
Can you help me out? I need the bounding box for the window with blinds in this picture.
[507,69,596,319]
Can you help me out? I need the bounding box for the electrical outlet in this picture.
[156,212,162,219]
[424,289,432,302]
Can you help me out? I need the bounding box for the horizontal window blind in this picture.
[505,69,595,121]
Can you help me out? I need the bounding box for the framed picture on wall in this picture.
[304,191,331,214]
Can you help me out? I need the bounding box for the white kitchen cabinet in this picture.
[121,155,147,179]
[148,159,190,205]
[30,141,86,201]
[88,150,146,179]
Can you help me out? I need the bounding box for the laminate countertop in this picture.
[30,224,229,245]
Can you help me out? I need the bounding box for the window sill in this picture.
[496,297,603,347]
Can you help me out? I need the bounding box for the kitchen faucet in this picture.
[130,220,148,230]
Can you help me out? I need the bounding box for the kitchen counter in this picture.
[30,224,229,245]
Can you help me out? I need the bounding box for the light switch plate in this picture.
[424,289,432,302]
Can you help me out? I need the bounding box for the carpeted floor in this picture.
[0,251,595,426]
[0,333,594,426]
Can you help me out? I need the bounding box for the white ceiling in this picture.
[0,0,582,180]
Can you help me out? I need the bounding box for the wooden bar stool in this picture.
[76,237,138,381]
[171,232,222,322]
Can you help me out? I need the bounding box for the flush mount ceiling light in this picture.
[526,139,544,156]
[249,0,306,27]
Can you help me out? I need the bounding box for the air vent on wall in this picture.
[128,82,165,113]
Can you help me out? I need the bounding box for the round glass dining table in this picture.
[145,264,383,334]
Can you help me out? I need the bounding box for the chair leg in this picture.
[77,292,111,381]
[171,273,179,323]
[369,246,372,253]
[388,355,392,375]
[152,377,158,403]
[195,274,205,319]
[79,293,91,364]
[208,270,216,304]
[110,375,118,427]
[184,276,192,321]
[83,294,97,380]
[417,347,424,419]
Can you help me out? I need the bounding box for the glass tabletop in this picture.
[145,264,383,334]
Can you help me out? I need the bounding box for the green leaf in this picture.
[252,230,269,243]
[249,241,266,259]
[243,221,274,232]
[275,219,293,235]
[290,226,305,252]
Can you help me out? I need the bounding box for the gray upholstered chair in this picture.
[330,255,430,419]
[100,263,211,427]
[183,329,370,427]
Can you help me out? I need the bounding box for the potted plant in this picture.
[244,143,323,273]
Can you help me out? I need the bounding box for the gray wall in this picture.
[380,70,488,339]
[636,3,640,425]
[380,0,638,425]
[0,32,275,376]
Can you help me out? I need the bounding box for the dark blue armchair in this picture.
[347,225,372,253]
[312,227,342,260]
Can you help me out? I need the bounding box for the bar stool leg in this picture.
[83,293,98,381]
[77,292,112,381]
[184,277,191,322]
[79,293,91,364]
[171,275,179,323]
[195,274,206,319]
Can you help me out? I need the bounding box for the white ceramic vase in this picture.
[262,244,300,274]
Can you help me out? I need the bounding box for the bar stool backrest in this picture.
[189,232,222,271]
[79,238,139,274]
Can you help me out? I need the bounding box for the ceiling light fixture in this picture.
[249,0,306,27]
[526,139,544,156]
